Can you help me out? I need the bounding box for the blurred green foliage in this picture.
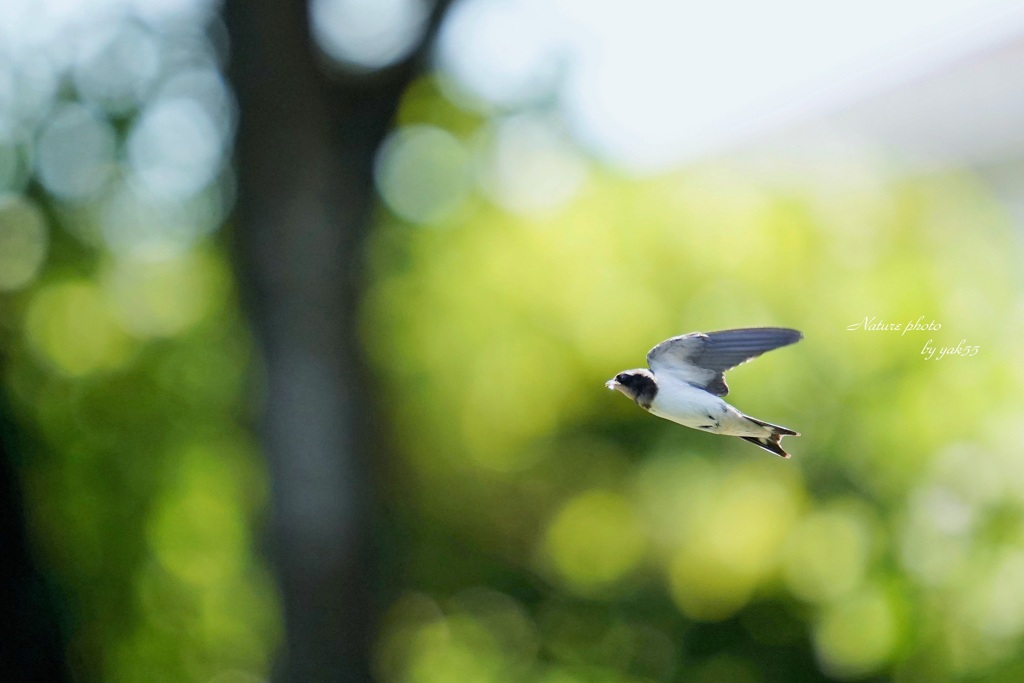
[0,3,281,680]
[360,78,1024,683]
[0,224,281,681]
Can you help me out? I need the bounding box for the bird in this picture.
[605,327,803,458]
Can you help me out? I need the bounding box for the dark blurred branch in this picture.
[224,1,449,680]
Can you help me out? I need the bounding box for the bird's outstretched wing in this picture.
[646,327,802,396]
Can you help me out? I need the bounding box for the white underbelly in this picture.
[648,381,769,437]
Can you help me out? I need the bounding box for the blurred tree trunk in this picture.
[0,396,70,682]
[224,2,448,680]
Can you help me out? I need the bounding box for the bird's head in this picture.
[605,368,657,406]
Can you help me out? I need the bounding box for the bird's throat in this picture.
[634,376,657,410]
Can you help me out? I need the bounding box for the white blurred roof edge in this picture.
[726,9,1024,180]
[436,0,1024,182]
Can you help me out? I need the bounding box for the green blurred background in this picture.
[2,0,1024,681]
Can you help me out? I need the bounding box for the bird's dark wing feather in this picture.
[646,327,802,396]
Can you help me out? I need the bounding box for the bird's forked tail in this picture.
[740,416,799,459]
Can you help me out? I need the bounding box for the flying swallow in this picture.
[606,327,802,457]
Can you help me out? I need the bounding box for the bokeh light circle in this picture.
[374,124,472,224]
[24,280,134,376]
[477,113,587,214]
[544,489,647,593]
[436,0,564,109]
[35,102,117,200]
[0,195,48,291]
[310,0,429,71]
[127,96,225,200]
